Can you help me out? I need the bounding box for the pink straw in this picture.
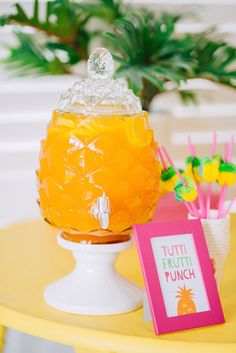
[188,135,196,156]
[196,183,205,218]
[217,186,227,218]
[161,146,186,185]
[159,145,193,215]
[210,132,217,157]
[218,134,235,218]
[158,146,192,212]
[161,146,201,218]
[187,135,205,218]
[185,202,195,216]
[206,132,217,218]
[225,143,229,162]
[217,142,230,218]
[223,196,236,218]
[229,134,234,161]
[205,187,211,218]
[190,201,202,218]
[157,147,167,171]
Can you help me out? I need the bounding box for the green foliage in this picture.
[3,32,70,75]
[2,0,89,42]
[179,90,198,104]
[0,15,9,26]
[105,12,195,108]
[191,34,236,89]
[0,0,236,110]
[0,0,91,61]
[79,0,124,23]
[105,13,236,108]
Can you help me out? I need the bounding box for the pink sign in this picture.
[133,219,225,334]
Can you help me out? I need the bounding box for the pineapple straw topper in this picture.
[176,285,196,316]
[158,148,184,193]
[217,135,236,218]
[187,136,205,218]
[158,146,200,218]
[174,176,197,203]
[187,133,236,219]
[186,156,202,183]
[158,133,236,219]
[158,148,189,215]
[160,166,178,193]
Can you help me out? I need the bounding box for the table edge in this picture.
[0,306,235,353]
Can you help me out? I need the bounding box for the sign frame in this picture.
[133,219,225,334]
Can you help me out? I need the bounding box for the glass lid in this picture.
[59,48,142,115]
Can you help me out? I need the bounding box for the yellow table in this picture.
[0,217,236,353]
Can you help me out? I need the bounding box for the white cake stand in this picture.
[44,233,143,315]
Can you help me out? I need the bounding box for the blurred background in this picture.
[0,0,236,352]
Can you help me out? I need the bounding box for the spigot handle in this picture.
[92,192,111,229]
[98,212,109,230]
[98,192,110,213]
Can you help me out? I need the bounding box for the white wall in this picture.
[0,75,76,227]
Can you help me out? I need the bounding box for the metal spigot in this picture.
[92,192,110,229]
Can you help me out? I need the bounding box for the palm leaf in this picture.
[115,65,143,94]
[0,0,93,75]
[2,32,69,75]
[0,0,90,52]
[78,0,124,23]
[106,11,236,108]
[0,15,9,26]
[105,12,195,107]
[46,41,81,65]
[192,35,236,88]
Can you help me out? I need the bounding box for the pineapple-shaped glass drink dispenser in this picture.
[38,48,161,315]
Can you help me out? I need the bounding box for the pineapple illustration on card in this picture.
[176,285,196,315]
